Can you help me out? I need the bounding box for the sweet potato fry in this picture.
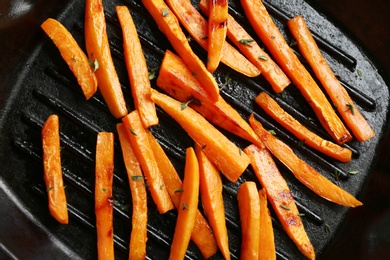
[147,131,218,258]
[42,114,68,224]
[287,16,375,142]
[255,92,352,162]
[241,0,352,145]
[117,123,147,260]
[206,0,228,72]
[41,18,97,100]
[198,0,290,92]
[195,144,230,260]
[237,181,260,259]
[122,110,174,214]
[243,144,314,260]
[116,6,158,128]
[142,0,219,101]
[169,147,199,260]
[151,89,250,183]
[85,0,128,118]
[157,50,264,148]
[258,189,276,260]
[249,114,363,207]
[95,132,114,260]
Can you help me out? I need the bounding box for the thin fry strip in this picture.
[287,16,375,142]
[258,189,276,260]
[237,181,260,259]
[122,110,174,214]
[142,0,219,101]
[151,89,250,183]
[249,114,363,207]
[41,18,97,100]
[85,0,128,118]
[42,114,68,224]
[243,144,314,260]
[255,92,352,162]
[117,124,148,260]
[165,0,259,77]
[195,144,230,260]
[169,147,199,260]
[156,50,264,148]
[147,131,218,258]
[95,132,114,260]
[206,0,228,72]
[116,6,159,128]
[241,0,352,144]
[198,0,290,92]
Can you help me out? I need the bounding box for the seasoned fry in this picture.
[142,0,219,101]
[287,16,375,142]
[249,114,363,207]
[244,144,314,260]
[41,18,97,100]
[117,124,148,260]
[241,0,352,144]
[258,189,276,260]
[42,114,68,224]
[198,0,290,92]
[255,92,352,162]
[169,147,199,260]
[116,6,158,128]
[151,89,250,183]
[85,0,128,118]
[122,110,174,214]
[95,132,114,260]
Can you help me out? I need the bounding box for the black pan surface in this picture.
[0,0,389,259]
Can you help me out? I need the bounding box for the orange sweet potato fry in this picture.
[42,114,68,224]
[258,189,276,260]
[249,114,363,207]
[117,123,148,260]
[116,6,159,128]
[95,132,115,260]
[85,0,128,118]
[151,89,250,183]
[169,147,199,260]
[287,16,375,142]
[241,0,352,145]
[41,18,97,100]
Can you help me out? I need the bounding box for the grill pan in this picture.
[0,0,389,259]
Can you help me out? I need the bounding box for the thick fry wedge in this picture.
[116,6,158,128]
[241,0,352,144]
[255,92,352,162]
[142,0,219,101]
[195,144,230,260]
[243,144,314,260]
[42,114,68,224]
[41,18,97,100]
[237,181,260,259]
[122,110,174,214]
[249,114,363,207]
[147,131,218,258]
[95,132,114,260]
[151,89,250,183]
[287,16,375,142]
[157,50,264,148]
[117,124,148,260]
[258,189,276,260]
[85,0,128,118]
[169,147,199,260]
[199,0,290,92]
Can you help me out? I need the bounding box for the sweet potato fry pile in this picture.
[39,0,377,259]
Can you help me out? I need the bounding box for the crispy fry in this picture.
[258,189,276,260]
[42,114,68,224]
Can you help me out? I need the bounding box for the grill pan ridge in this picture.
[0,0,389,259]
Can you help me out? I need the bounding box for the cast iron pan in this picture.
[0,0,389,259]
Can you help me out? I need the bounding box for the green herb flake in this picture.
[290,39,297,46]
[181,99,193,111]
[174,189,184,193]
[148,67,159,80]
[258,55,269,61]
[71,57,77,62]
[238,39,254,47]
[121,204,131,212]
[268,129,276,136]
[297,139,305,148]
[47,186,54,192]
[182,202,188,210]
[345,103,355,115]
[162,9,169,17]
[357,69,363,77]
[239,148,242,155]
[280,204,290,211]
[131,175,144,181]
[102,188,108,193]
[88,58,99,72]
[332,170,341,181]
[144,183,150,188]
[160,184,165,190]
[348,170,359,175]
[222,73,232,88]
[270,35,276,39]
[298,213,305,217]
[325,223,331,233]
[129,128,137,136]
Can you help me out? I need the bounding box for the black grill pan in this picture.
[1,0,389,259]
